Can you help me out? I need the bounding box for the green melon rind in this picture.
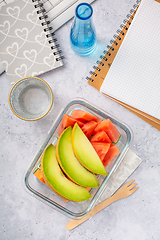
[57,126,99,188]
[72,123,108,175]
[41,144,92,202]
[113,134,121,144]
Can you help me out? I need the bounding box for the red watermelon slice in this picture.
[94,119,121,143]
[102,145,120,167]
[91,142,111,161]
[90,130,112,143]
[81,121,98,138]
[71,110,100,122]
[58,114,84,136]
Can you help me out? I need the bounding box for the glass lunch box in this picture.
[24,98,132,219]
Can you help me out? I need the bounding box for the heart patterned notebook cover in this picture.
[0,0,63,84]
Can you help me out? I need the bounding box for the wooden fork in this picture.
[66,180,139,230]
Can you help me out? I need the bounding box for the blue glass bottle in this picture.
[70,3,97,56]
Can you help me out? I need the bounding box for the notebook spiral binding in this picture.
[86,0,141,82]
[32,0,64,61]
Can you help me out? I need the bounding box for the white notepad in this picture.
[100,0,160,121]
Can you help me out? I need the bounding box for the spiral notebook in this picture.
[39,0,95,32]
[0,0,96,76]
[87,0,160,131]
[0,0,63,84]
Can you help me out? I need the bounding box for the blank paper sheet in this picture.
[100,0,160,120]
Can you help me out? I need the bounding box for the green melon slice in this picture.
[41,144,91,202]
[56,126,99,188]
[72,123,108,175]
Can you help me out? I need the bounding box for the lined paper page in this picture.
[100,0,160,120]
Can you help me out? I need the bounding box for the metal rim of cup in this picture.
[8,76,53,121]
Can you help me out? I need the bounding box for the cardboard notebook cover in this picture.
[87,3,160,131]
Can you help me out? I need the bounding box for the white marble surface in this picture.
[0,0,160,239]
